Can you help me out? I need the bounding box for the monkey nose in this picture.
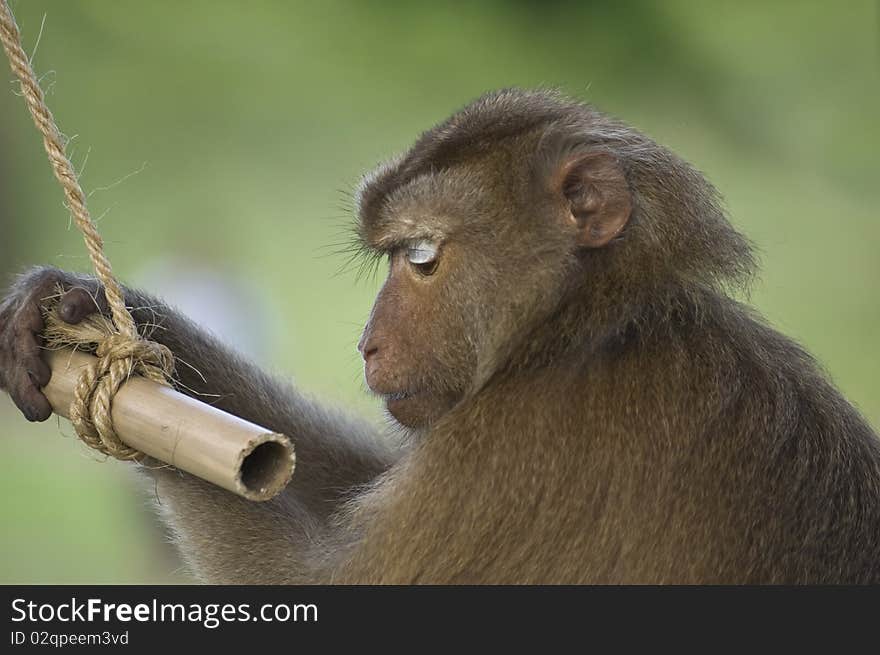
[357,335,379,362]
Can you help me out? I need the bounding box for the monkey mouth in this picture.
[382,390,420,402]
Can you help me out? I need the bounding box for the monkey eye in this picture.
[406,240,439,275]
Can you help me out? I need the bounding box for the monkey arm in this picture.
[115,287,398,582]
[124,288,397,496]
[10,268,393,582]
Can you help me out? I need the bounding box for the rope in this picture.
[0,0,173,460]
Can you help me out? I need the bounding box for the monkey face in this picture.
[357,237,476,429]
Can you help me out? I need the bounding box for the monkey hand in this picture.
[0,266,107,422]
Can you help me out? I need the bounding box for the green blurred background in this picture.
[0,1,877,583]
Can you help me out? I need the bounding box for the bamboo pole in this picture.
[42,348,295,501]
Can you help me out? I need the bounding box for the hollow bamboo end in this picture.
[235,433,296,501]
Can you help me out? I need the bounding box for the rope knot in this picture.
[94,333,174,375]
[68,332,175,461]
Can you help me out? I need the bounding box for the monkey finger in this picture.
[27,357,52,389]
[58,287,104,324]
[9,367,52,422]
[14,329,51,388]
[16,298,45,335]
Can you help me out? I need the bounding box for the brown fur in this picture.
[1,88,878,583]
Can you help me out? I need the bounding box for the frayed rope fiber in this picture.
[1,0,174,461]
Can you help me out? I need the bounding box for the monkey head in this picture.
[354,90,635,429]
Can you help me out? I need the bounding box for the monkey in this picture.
[1,88,879,584]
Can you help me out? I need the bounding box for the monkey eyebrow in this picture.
[371,233,444,256]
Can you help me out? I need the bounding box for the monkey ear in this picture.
[557,152,632,248]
